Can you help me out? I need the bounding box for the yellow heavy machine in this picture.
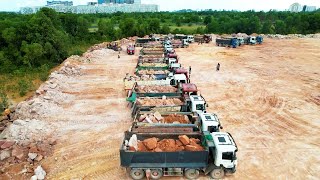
[107,41,122,51]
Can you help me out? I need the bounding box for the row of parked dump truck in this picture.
[216,35,264,48]
[120,36,238,179]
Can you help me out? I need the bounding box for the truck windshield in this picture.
[196,104,204,110]
[222,152,233,160]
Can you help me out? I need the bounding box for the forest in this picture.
[0,8,319,107]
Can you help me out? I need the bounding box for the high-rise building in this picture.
[21,0,157,14]
[304,6,317,12]
[289,3,303,12]
[98,0,105,4]
[47,1,73,6]
[134,0,141,4]
[104,0,134,4]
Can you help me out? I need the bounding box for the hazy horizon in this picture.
[0,0,319,12]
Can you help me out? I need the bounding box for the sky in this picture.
[0,0,319,12]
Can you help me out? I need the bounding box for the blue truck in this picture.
[216,38,239,48]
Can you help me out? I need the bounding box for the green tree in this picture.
[204,15,212,25]
[21,42,44,67]
[262,20,274,34]
[206,18,219,33]
[275,20,287,34]
[160,24,170,34]
[98,19,115,39]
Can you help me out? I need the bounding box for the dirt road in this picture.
[1,38,319,179]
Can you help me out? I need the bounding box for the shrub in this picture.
[18,79,31,97]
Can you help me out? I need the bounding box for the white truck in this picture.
[120,131,238,179]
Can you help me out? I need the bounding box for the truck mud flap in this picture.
[204,164,218,175]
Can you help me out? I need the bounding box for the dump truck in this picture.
[245,36,257,45]
[139,55,164,63]
[256,35,263,44]
[237,37,245,46]
[140,48,164,55]
[127,45,135,55]
[124,73,187,91]
[131,94,207,117]
[120,131,238,179]
[131,111,222,134]
[136,63,168,71]
[131,112,198,133]
[127,83,197,102]
[194,34,212,43]
[135,38,151,47]
[216,38,239,48]
[143,42,163,48]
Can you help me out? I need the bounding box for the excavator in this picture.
[107,41,122,51]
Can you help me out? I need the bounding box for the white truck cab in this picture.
[189,95,206,114]
[187,35,194,43]
[210,132,238,174]
[248,36,257,44]
[182,39,189,47]
[169,62,181,70]
[166,73,187,86]
[164,43,174,53]
[168,58,177,64]
[199,113,221,132]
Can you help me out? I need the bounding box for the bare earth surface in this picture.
[1,38,320,180]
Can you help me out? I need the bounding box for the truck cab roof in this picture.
[175,68,188,74]
[189,95,205,102]
[181,83,197,92]
[199,113,219,127]
[211,132,237,152]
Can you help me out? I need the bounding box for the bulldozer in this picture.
[107,41,122,51]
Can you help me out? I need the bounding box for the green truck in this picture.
[127,83,198,103]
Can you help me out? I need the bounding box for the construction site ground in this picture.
[1,38,320,179]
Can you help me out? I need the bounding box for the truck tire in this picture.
[184,169,200,179]
[210,168,224,179]
[150,169,163,179]
[130,169,145,180]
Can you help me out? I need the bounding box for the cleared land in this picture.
[1,38,320,179]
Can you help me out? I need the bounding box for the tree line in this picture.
[0,8,319,73]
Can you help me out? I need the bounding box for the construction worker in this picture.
[189,66,192,74]
[216,63,220,71]
[118,55,120,59]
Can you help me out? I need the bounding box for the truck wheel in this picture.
[130,169,145,180]
[184,169,199,179]
[150,169,163,179]
[210,168,225,179]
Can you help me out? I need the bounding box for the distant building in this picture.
[289,3,303,12]
[289,3,316,12]
[20,0,158,14]
[100,0,136,4]
[47,1,73,6]
[87,2,98,6]
[304,5,317,12]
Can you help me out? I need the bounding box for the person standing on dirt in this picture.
[118,54,120,59]
[189,66,192,75]
[216,63,220,71]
